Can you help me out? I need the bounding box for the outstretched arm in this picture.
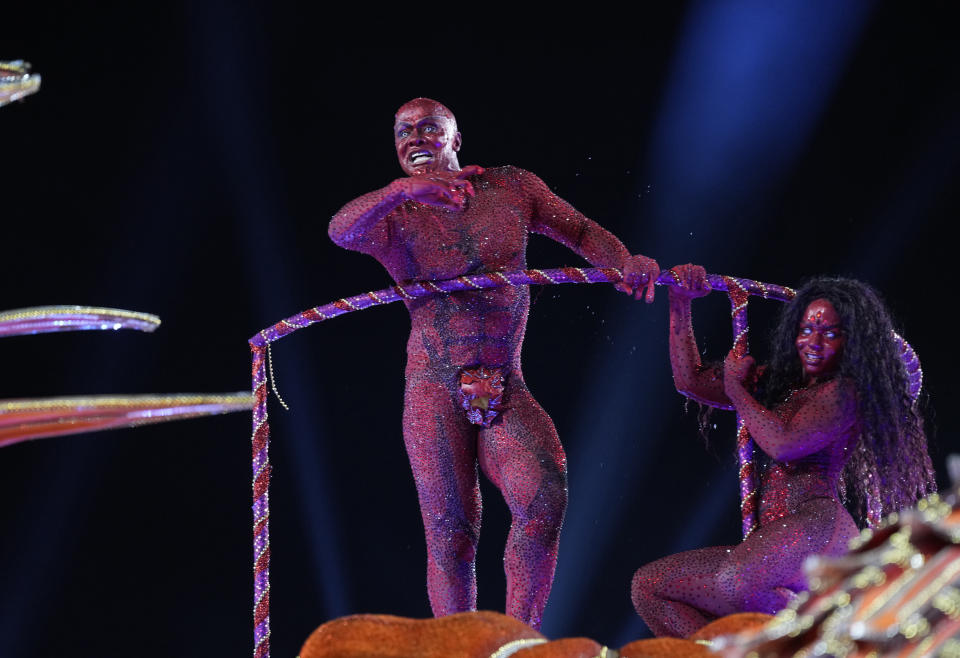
[667,264,733,409]
[328,183,406,253]
[724,352,857,462]
[329,166,484,252]
[523,171,659,301]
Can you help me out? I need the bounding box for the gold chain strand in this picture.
[266,343,290,411]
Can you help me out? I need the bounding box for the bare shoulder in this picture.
[823,377,857,399]
[810,377,858,416]
[483,166,557,203]
[478,165,539,186]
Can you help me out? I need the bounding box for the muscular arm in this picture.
[329,170,482,253]
[523,170,631,267]
[725,375,857,462]
[669,291,734,410]
[520,168,659,299]
[328,182,406,254]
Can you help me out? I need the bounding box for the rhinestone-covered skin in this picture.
[630,274,861,638]
[330,151,652,628]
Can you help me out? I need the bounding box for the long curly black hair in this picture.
[758,276,935,526]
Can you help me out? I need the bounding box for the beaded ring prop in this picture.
[249,266,923,658]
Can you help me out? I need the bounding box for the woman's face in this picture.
[796,298,845,382]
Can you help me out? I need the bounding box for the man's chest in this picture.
[387,192,529,275]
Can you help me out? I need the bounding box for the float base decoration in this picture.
[297,610,775,658]
[299,611,545,658]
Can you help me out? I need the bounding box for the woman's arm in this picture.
[724,352,857,461]
[667,265,734,409]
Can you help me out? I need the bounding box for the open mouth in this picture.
[802,352,823,365]
[409,150,433,167]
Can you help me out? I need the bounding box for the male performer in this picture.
[329,98,659,629]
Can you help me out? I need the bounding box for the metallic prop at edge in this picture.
[0,305,161,337]
[0,60,41,108]
[0,393,253,448]
[0,305,250,447]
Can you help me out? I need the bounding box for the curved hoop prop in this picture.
[895,332,923,402]
[0,305,161,338]
[246,266,923,656]
[250,267,621,348]
[722,277,769,539]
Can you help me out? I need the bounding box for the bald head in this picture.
[395,97,457,130]
[393,97,462,175]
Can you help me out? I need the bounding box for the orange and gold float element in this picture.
[298,610,775,658]
[300,611,545,658]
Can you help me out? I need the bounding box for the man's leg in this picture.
[402,369,481,617]
[477,380,567,630]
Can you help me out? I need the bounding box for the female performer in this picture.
[631,265,936,637]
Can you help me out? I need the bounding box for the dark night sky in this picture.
[1,3,958,657]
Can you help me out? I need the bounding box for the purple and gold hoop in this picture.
[248,266,923,656]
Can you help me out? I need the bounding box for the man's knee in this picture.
[538,468,568,516]
[522,457,567,504]
[517,471,567,541]
[423,511,480,560]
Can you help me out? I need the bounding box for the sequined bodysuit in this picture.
[330,165,638,629]
[756,383,856,524]
[631,377,861,638]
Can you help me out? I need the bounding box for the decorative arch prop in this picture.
[248,266,923,658]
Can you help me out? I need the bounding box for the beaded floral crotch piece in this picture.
[458,366,505,427]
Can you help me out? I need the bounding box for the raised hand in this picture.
[617,254,661,303]
[667,264,712,299]
[396,166,485,210]
[724,350,757,389]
